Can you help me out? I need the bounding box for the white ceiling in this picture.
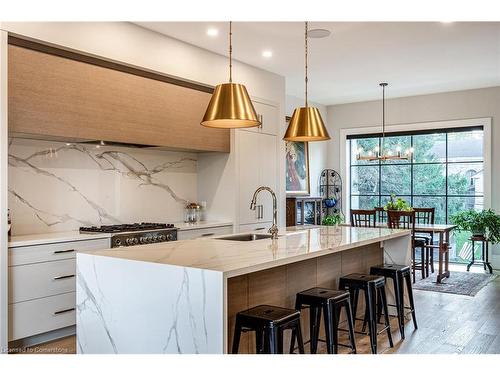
[134,22,500,106]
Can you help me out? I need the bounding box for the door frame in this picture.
[0,29,9,352]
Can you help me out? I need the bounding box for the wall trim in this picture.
[8,34,214,94]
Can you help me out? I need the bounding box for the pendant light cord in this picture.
[380,82,387,156]
[305,21,308,107]
[229,21,233,83]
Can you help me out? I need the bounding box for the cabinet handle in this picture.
[255,227,266,231]
[53,274,76,280]
[53,308,75,316]
[260,205,264,219]
[201,233,215,237]
[53,249,75,254]
[258,114,263,129]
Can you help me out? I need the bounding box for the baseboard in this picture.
[8,325,75,350]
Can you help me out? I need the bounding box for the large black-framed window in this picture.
[348,127,484,262]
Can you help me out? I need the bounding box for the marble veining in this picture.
[76,253,223,354]
[8,138,198,235]
[77,226,410,354]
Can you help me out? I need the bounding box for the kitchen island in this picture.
[76,226,411,354]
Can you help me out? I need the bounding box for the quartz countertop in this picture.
[79,226,411,278]
[173,220,233,231]
[8,221,233,248]
[8,231,111,248]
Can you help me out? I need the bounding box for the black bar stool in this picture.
[370,264,418,340]
[232,304,305,354]
[339,273,393,354]
[290,287,356,354]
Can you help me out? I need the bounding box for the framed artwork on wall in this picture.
[285,117,310,195]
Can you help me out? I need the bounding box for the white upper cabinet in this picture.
[246,101,279,135]
[237,130,277,226]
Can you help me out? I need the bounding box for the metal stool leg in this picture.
[395,273,405,339]
[366,284,377,354]
[344,298,357,353]
[295,320,305,354]
[323,303,334,354]
[232,317,242,354]
[380,285,394,348]
[404,272,418,330]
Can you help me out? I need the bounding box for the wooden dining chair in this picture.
[350,209,376,227]
[374,206,387,224]
[387,210,427,283]
[413,207,436,276]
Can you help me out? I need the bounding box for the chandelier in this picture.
[356,83,413,161]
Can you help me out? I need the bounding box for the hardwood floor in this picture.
[18,270,500,355]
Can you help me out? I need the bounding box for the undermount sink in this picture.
[215,233,273,241]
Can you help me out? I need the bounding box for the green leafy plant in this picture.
[322,213,344,226]
[383,194,412,211]
[451,209,500,244]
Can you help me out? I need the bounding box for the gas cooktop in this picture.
[79,222,175,233]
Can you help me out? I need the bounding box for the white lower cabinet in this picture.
[177,225,233,240]
[8,237,110,342]
[9,292,76,341]
[9,258,76,304]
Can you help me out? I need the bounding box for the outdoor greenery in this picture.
[350,129,484,263]
[451,209,500,244]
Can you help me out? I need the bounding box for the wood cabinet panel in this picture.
[226,243,384,353]
[8,45,229,152]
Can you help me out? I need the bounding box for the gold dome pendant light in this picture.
[201,21,261,129]
[283,22,330,141]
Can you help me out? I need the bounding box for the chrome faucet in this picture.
[250,186,279,239]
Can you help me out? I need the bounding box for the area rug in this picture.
[412,271,497,296]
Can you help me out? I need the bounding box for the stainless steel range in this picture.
[80,222,177,248]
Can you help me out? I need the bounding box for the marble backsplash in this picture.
[8,138,198,235]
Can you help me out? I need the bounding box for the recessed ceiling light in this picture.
[262,50,273,58]
[206,27,219,37]
[308,28,331,39]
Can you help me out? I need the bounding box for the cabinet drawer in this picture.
[8,292,76,341]
[178,225,233,240]
[8,238,110,266]
[238,222,272,233]
[9,259,76,303]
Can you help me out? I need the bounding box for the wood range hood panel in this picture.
[8,44,230,153]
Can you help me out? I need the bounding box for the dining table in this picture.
[344,222,457,283]
[410,223,457,283]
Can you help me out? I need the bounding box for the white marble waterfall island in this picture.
[76,226,411,354]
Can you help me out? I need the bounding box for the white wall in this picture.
[326,86,500,267]
[285,95,329,197]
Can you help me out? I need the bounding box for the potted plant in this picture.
[383,194,412,211]
[451,209,500,243]
[322,213,344,227]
